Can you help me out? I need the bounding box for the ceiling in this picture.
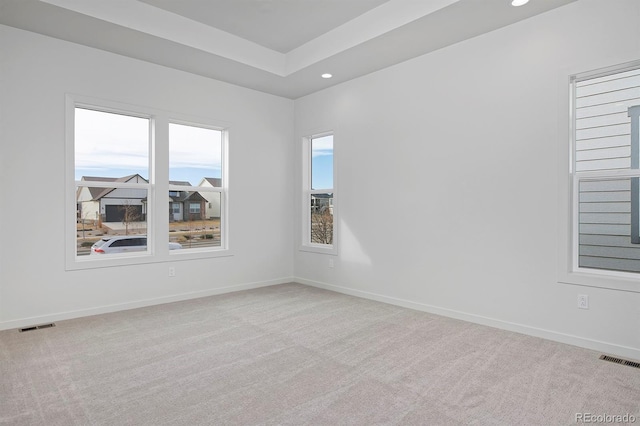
[139,0,391,53]
[0,0,576,99]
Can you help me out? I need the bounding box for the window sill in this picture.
[299,244,337,256]
[559,268,640,293]
[66,248,234,271]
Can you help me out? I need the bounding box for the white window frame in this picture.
[300,131,337,255]
[559,59,640,293]
[65,94,231,270]
[168,118,229,256]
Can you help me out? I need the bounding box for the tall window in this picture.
[68,96,229,269]
[74,107,151,257]
[169,122,224,251]
[572,63,640,274]
[302,133,336,252]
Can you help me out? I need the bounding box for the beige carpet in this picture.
[1,283,639,425]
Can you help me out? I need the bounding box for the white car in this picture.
[90,236,182,254]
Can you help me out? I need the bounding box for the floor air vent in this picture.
[19,323,56,333]
[600,354,640,369]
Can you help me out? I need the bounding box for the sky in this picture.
[169,122,222,184]
[311,134,333,190]
[75,107,334,189]
[75,108,222,185]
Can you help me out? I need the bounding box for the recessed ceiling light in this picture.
[321,73,333,79]
[511,0,529,5]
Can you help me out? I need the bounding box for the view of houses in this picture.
[75,174,223,254]
[76,173,332,248]
[76,174,221,225]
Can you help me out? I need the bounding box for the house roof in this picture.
[78,175,207,203]
[201,177,222,187]
[169,191,206,203]
[79,174,148,200]
[168,181,207,203]
[311,193,333,199]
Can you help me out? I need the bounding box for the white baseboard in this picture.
[0,277,294,331]
[296,277,640,361]
[5,275,638,362]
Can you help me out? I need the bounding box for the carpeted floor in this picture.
[1,283,639,425]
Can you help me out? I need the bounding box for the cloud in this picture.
[312,134,333,157]
[74,109,223,175]
[169,123,222,170]
[75,108,149,172]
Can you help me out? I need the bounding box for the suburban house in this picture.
[310,193,333,215]
[77,175,207,223]
[76,174,148,223]
[169,181,207,222]
[197,177,222,219]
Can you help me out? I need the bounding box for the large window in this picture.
[571,63,640,276]
[67,96,229,269]
[301,132,336,253]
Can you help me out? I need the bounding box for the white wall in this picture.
[0,25,294,328]
[294,0,640,359]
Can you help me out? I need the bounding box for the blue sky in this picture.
[75,108,334,188]
[75,108,222,185]
[311,135,334,190]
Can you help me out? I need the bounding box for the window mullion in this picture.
[153,115,170,255]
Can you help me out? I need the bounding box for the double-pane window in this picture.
[302,133,336,252]
[169,123,223,250]
[572,64,640,274]
[69,98,228,268]
[75,107,150,256]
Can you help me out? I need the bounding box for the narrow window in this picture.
[74,107,150,257]
[302,133,336,252]
[169,122,225,251]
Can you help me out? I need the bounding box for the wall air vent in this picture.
[18,323,56,333]
[600,354,640,369]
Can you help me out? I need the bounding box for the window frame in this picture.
[559,59,640,293]
[168,119,228,256]
[300,130,337,255]
[65,94,231,271]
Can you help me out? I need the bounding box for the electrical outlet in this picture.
[577,294,589,310]
[328,259,334,268]
[168,266,176,277]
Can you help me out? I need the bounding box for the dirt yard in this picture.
[76,218,222,249]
